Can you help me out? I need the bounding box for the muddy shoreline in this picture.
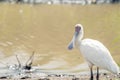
[0,70,119,80]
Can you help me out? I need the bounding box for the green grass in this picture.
[0,3,120,68]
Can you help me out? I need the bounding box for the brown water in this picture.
[0,3,120,72]
[0,4,85,72]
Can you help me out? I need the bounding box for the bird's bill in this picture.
[68,32,78,50]
[68,25,81,50]
[68,41,74,50]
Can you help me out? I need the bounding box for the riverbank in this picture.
[0,71,119,80]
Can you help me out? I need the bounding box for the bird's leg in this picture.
[96,67,99,80]
[90,67,93,80]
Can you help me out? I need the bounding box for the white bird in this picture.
[68,24,120,80]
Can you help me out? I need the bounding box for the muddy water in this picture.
[0,4,86,72]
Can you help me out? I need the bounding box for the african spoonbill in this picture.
[68,24,120,80]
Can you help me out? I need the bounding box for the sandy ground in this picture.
[0,71,119,80]
[0,75,119,80]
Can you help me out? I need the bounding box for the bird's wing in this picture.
[79,39,119,74]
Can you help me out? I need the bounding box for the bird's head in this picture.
[68,24,84,50]
[75,24,82,36]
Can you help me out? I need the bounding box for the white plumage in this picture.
[80,39,119,74]
[68,24,119,80]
